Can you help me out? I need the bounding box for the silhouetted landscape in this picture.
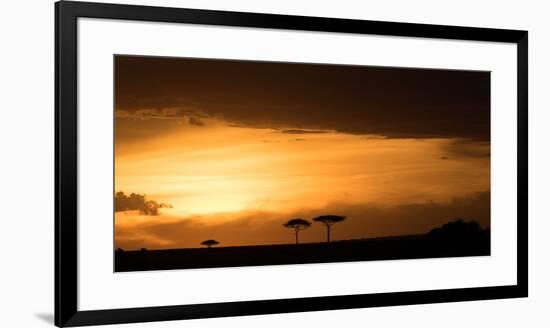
[115,219,490,272]
[114,56,491,272]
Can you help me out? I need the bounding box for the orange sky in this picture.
[115,116,490,250]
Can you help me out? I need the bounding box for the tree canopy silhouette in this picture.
[427,219,484,242]
[313,215,346,242]
[283,218,311,244]
[201,240,220,248]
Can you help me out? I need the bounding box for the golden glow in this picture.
[115,117,489,250]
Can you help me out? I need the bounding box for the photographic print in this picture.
[56,3,527,325]
[114,55,490,272]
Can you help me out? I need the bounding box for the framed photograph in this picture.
[55,1,528,326]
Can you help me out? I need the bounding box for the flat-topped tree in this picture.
[201,239,220,248]
[313,215,346,243]
[283,218,311,244]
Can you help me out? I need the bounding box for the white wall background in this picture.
[0,0,546,327]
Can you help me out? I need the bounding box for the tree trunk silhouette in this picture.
[327,225,331,243]
[295,230,299,244]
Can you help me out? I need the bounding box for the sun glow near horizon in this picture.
[115,116,489,222]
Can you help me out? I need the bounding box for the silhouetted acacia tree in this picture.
[201,240,220,248]
[313,215,346,243]
[283,218,311,244]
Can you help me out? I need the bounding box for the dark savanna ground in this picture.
[115,220,490,272]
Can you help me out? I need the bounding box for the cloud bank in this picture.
[115,56,490,141]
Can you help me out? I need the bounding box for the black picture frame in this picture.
[55,1,528,327]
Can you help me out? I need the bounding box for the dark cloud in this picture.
[115,56,490,141]
[279,129,330,134]
[114,191,172,216]
[115,107,206,123]
[188,116,205,126]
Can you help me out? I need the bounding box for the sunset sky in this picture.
[114,56,490,250]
